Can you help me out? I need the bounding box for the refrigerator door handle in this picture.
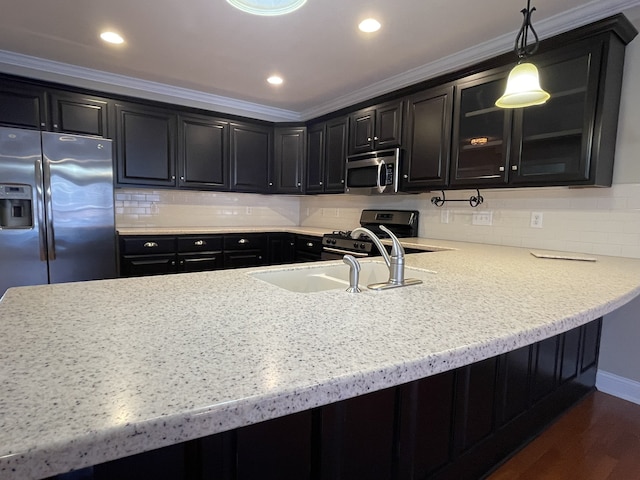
[42,155,56,261]
[35,157,48,261]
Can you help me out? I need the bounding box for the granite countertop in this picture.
[1,240,640,479]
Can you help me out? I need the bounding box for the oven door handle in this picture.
[323,247,369,258]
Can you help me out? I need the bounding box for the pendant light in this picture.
[495,0,550,108]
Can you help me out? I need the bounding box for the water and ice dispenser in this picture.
[0,184,33,229]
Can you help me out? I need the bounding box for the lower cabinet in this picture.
[294,235,323,262]
[267,233,296,265]
[223,233,268,269]
[55,319,602,480]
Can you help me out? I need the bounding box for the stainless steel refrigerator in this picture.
[0,126,116,297]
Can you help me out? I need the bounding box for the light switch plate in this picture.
[472,211,493,226]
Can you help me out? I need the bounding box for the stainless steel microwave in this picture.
[345,148,400,195]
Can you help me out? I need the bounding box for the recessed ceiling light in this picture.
[359,18,381,33]
[100,31,124,44]
[227,0,306,16]
[267,75,284,85]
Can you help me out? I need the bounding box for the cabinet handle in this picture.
[341,180,344,184]
[171,260,176,266]
[374,136,378,140]
[40,122,46,127]
[238,238,249,244]
[269,182,273,186]
[143,242,158,248]
[403,174,408,179]
[306,242,314,248]
[53,124,59,129]
[297,182,301,187]
[499,166,505,172]
[171,175,176,180]
[319,181,323,185]
[367,137,372,142]
[180,176,185,180]
[511,165,518,171]
[194,240,206,246]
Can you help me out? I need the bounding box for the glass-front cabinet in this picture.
[509,41,601,185]
[451,71,513,186]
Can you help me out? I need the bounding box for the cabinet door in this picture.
[273,126,306,194]
[451,70,512,186]
[49,91,109,137]
[402,85,454,190]
[115,103,177,187]
[295,235,322,262]
[348,107,375,154]
[510,41,602,186]
[0,80,46,129]
[120,254,177,277]
[324,116,348,192]
[374,99,403,150]
[306,123,325,193]
[268,233,296,265]
[230,122,272,193]
[178,114,229,190]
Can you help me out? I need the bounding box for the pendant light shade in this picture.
[495,62,550,108]
[495,0,550,109]
[226,0,306,16]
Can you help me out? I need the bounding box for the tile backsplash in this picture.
[116,183,640,259]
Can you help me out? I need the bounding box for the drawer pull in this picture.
[194,240,206,246]
[238,238,249,244]
[143,242,158,248]
[306,242,314,248]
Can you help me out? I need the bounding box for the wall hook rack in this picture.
[431,189,484,208]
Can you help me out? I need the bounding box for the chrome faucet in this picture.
[350,225,422,290]
[342,254,362,293]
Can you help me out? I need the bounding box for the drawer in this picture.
[120,236,176,255]
[178,252,224,272]
[223,233,267,251]
[295,235,322,254]
[223,250,267,269]
[177,235,223,253]
[120,254,177,277]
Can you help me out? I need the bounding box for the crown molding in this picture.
[0,0,638,123]
[0,51,301,122]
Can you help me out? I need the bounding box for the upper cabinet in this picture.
[230,121,272,193]
[306,115,348,193]
[451,27,634,189]
[402,85,454,191]
[178,113,230,190]
[114,102,177,187]
[0,78,109,137]
[348,99,403,154]
[272,126,306,194]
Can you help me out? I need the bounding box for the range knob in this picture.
[330,239,336,245]
[353,242,359,249]
[360,243,366,249]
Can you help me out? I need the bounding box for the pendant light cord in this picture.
[514,0,540,59]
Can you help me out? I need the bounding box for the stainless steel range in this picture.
[321,209,419,260]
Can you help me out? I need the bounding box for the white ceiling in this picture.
[1,0,639,121]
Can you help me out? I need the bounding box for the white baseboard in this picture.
[596,370,640,405]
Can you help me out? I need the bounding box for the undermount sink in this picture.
[249,261,435,293]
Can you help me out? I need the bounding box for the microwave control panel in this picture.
[384,164,394,185]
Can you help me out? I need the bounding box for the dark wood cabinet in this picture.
[223,233,268,269]
[119,235,178,277]
[272,126,306,194]
[178,114,229,190]
[294,235,322,262]
[402,85,454,190]
[49,91,109,137]
[114,102,177,187]
[0,78,47,130]
[348,99,403,154]
[306,116,348,193]
[268,233,296,265]
[451,69,512,187]
[230,122,272,193]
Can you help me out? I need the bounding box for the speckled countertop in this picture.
[1,240,639,480]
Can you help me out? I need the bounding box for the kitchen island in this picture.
[1,239,639,479]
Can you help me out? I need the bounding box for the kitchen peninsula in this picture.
[1,240,639,480]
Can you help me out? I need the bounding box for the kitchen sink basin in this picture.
[249,261,435,293]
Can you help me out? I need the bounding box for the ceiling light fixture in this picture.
[358,18,381,33]
[100,31,124,45]
[267,75,284,85]
[495,0,550,109]
[226,0,306,16]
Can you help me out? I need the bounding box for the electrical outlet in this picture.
[441,210,450,224]
[246,207,252,215]
[530,212,543,228]
[472,211,493,226]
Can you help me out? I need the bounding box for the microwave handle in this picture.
[377,160,385,191]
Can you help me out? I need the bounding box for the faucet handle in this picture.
[379,225,405,257]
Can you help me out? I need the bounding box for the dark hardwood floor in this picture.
[487,391,640,480]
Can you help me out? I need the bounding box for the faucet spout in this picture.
[350,227,391,268]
